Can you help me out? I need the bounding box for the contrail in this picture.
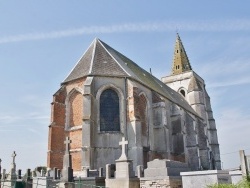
[1,20,250,44]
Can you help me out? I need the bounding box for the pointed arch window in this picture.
[100,89,120,132]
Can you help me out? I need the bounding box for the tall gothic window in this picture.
[100,89,120,132]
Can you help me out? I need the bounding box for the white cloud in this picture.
[1,19,250,44]
[0,114,49,125]
[208,77,250,88]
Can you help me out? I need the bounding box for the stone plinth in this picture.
[105,137,140,188]
[115,159,134,178]
[106,159,139,188]
[181,170,231,188]
[140,159,189,188]
[33,177,59,188]
[140,176,182,188]
[229,170,242,185]
[75,177,105,187]
[106,178,139,188]
[145,159,190,177]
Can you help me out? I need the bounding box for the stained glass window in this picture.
[100,89,120,132]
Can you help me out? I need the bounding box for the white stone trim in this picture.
[67,125,82,131]
[88,39,97,74]
[70,148,82,152]
[96,84,125,134]
[98,40,131,76]
[65,87,84,130]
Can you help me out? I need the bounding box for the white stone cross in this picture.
[11,151,16,164]
[64,137,72,153]
[119,137,128,160]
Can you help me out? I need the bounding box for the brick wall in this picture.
[47,78,85,171]
[69,91,83,127]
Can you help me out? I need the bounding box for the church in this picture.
[47,34,221,175]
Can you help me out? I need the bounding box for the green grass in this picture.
[207,178,250,188]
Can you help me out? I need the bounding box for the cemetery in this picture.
[0,137,249,188]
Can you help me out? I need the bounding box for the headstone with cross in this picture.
[10,151,17,171]
[61,136,73,182]
[64,136,71,154]
[12,151,16,164]
[5,151,17,187]
[118,137,128,160]
[105,137,138,188]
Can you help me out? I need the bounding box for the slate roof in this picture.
[63,38,198,117]
[172,33,192,75]
[188,76,203,92]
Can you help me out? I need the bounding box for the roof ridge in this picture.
[97,39,132,77]
[88,39,97,74]
[62,39,96,83]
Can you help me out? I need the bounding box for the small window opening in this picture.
[180,89,185,97]
[177,50,178,53]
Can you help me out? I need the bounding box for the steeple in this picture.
[171,33,192,75]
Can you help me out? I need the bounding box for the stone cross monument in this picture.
[61,137,73,182]
[118,137,128,160]
[64,137,71,154]
[106,137,139,188]
[4,151,17,187]
[11,151,17,170]
[115,137,133,178]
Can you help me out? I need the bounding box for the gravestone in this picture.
[74,165,105,187]
[33,176,58,188]
[61,137,73,182]
[105,137,139,188]
[239,150,249,177]
[8,151,17,184]
[2,169,6,180]
[58,137,74,188]
[33,168,59,188]
[229,170,242,185]
[140,159,190,188]
[1,152,17,188]
[181,170,231,188]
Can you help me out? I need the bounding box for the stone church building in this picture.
[47,34,221,175]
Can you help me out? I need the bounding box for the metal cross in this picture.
[119,137,128,160]
[64,137,72,153]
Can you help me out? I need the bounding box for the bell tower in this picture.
[162,34,221,170]
[171,33,192,75]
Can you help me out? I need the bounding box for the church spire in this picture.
[171,33,192,75]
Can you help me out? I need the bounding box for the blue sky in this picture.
[0,1,250,171]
